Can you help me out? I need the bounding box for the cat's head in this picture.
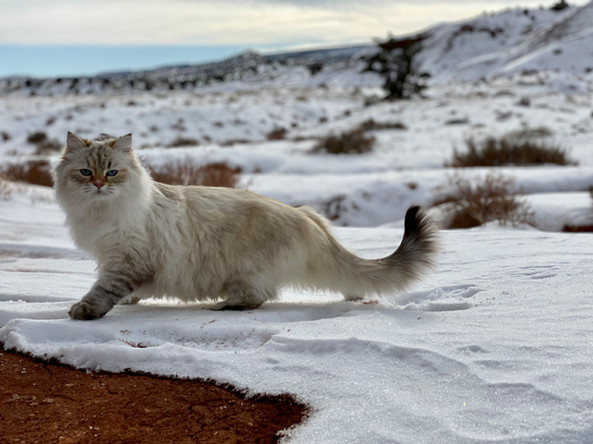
[54,132,146,202]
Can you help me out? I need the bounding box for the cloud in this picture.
[1,0,587,46]
[0,0,385,45]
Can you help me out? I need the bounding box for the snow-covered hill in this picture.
[2,2,593,96]
[419,1,593,83]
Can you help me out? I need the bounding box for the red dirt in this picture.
[562,225,593,233]
[0,349,307,443]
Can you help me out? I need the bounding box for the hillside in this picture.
[419,1,593,82]
[2,2,593,96]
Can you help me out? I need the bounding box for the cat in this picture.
[54,132,438,320]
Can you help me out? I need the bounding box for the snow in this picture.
[1,193,592,442]
[418,2,593,84]
[1,3,593,442]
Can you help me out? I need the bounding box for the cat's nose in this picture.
[94,181,104,190]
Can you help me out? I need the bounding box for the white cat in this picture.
[54,132,438,320]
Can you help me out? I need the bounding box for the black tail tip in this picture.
[404,205,422,234]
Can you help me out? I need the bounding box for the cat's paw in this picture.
[68,301,105,320]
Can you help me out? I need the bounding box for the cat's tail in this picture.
[304,206,438,299]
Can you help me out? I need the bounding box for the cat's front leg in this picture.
[69,271,142,320]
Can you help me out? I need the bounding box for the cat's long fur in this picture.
[55,132,438,320]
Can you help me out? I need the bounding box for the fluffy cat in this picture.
[54,132,438,320]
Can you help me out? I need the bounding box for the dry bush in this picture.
[167,137,200,148]
[359,119,408,131]
[312,128,375,155]
[266,127,288,141]
[35,139,63,155]
[437,173,532,229]
[444,118,470,126]
[27,131,48,145]
[147,158,241,188]
[450,126,575,167]
[2,160,54,187]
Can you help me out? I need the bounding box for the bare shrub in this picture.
[321,195,349,222]
[444,118,470,126]
[34,139,63,155]
[2,160,54,187]
[450,126,575,167]
[266,127,288,141]
[359,119,408,131]
[437,173,532,229]
[146,158,241,188]
[312,128,375,155]
[167,137,200,148]
[27,131,48,145]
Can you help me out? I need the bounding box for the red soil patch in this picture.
[0,349,307,443]
[562,225,593,233]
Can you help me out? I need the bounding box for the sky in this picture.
[0,0,588,78]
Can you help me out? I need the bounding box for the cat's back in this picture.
[155,182,283,210]
[153,182,305,226]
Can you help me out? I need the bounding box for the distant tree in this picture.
[363,35,430,100]
[551,0,569,11]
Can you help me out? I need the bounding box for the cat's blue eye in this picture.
[80,169,92,176]
[106,170,118,177]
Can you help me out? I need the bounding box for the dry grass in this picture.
[312,128,375,155]
[450,127,575,167]
[0,176,13,199]
[2,160,54,187]
[266,127,288,141]
[147,158,241,187]
[0,157,240,190]
[167,137,200,148]
[437,173,533,229]
[359,119,408,131]
[27,132,49,145]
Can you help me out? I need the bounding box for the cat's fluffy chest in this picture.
[67,196,150,262]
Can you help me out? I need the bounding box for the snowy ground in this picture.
[1,70,592,442]
[1,79,592,227]
[0,186,592,442]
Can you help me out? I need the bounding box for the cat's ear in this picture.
[113,134,132,153]
[66,132,86,152]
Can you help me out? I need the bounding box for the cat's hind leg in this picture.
[213,279,277,311]
[119,295,141,305]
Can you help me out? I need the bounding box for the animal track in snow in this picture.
[399,284,481,312]
[514,265,556,280]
